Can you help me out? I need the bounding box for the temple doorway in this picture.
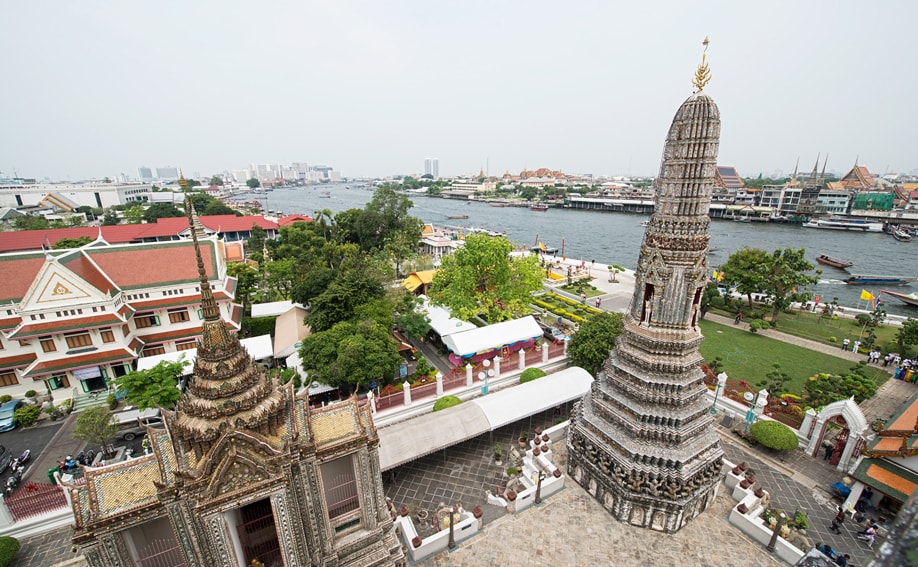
[235,499,282,567]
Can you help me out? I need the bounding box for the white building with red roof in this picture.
[0,236,241,401]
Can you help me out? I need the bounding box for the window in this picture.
[168,309,189,324]
[175,339,196,351]
[65,332,92,349]
[135,313,161,329]
[0,372,17,387]
[40,336,57,353]
[142,345,166,357]
[100,328,115,343]
[47,374,69,390]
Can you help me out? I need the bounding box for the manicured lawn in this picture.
[557,281,604,298]
[698,319,889,396]
[711,307,910,356]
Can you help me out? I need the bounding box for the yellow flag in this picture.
[860,289,874,301]
[712,270,719,280]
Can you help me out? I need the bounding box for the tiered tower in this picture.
[567,40,725,533]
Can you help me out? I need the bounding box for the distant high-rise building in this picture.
[424,158,439,178]
[155,166,179,180]
[137,166,153,182]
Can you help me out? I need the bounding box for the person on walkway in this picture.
[580,292,586,304]
[831,507,846,534]
[734,312,742,325]
[823,441,834,461]
[835,553,850,566]
[852,340,861,353]
[843,338,850,350]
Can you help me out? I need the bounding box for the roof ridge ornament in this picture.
[692,37,711,92]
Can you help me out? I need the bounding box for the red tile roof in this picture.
[0,352,37,371]
[128,292,231,311]
[136,326,206,345]
[8,313,126,339]
[59,253,117,295]
[0,254,51,304]
[81,241,216,290]
[0,316,23,331]
[278,214,314,226]
[0,216,278,253]
[23,347,136,378]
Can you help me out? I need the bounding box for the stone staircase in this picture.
[70,390,112,413]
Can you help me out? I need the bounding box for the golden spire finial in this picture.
[692,36,712,91]
[178,169,188,191]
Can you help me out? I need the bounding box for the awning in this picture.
[851,457,918,503]
[136,335,273,373]
[421,297,477,337]
[377,367,594,471]
[442,315,542,358]
[23,347,136,379]
[251,300,299,318]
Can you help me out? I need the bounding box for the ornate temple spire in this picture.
[692,37,711,92]
[184,195,221,322]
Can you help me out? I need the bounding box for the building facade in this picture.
[567,58,725,533]
[0,236,241,401]
[69,209,404,567]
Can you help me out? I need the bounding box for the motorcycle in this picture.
[9,449,30,473]
[5,467,23,496]
[58,455,79,474]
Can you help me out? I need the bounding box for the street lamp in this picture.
[448,504,456,549]
[711,372,728,415]
[478,372,488,396]
[766,512,786,552]
[743,392,756,434]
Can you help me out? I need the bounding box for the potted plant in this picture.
[518,432,528,449]
[493,444,503,465]
[417,509,429,527]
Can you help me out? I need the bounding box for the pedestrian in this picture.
[831,507,845,534]
[580,292,586,304]
[835,553,850,566]
[852,340,861,353]
[597,298,602,307]
[842,338,850,350]
[734,312,742,325]
[823,441,833,461]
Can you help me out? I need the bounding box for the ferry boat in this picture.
[881,290,918,307]
[801,217,883,232]
[532,242,559,254]
[447,215,469,220]
[815,254,854,269]
[639,220,650,227]
[489,203,507,208]
[844,275,917,285]
[893,229,913,242]
[530,204,549,212]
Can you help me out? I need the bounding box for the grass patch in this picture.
[698,319,889,396]
[557,281,603,298]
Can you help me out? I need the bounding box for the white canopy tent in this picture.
[136,335,274,373]
[377,367,594,471]
[419,296,477,337]
[441,315,542,358]
[250,300,303,318]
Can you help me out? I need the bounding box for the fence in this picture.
[5,481,69,522]
[137,538,185,567]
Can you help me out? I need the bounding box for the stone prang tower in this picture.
[567,40,724,533]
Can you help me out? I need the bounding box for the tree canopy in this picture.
[719,247,819,323]
[298,319,401,391]
[896,318,918,351]
[72,406,119,455]
[567,312,624,375]
[429,234,543,323]
[113,359,185,410]
[142,203,185,224]
[246,178,261,188]
[53,236,92,249]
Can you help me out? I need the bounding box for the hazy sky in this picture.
[2,1,916,181]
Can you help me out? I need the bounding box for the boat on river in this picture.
[815,254,854,269]
[893,229,913,242]
[802,217,884,232]
[530,204,549,212]
[447,215,469,219]
[844,274,917,285]
[532,242,559,254]
[881,289,918,307]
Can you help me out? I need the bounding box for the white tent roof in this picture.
[136,335,274,373]
[442,316,542,357]
[377,367,594,471]
[251,300,302,318]
[419,296,477,337]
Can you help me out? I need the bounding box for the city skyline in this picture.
[1,2,916,181]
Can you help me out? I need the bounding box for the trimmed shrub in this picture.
[0,395,10,404]
[13,405,41,428]
[432,395,462,412]
[749,420,799,451]
[0,536,19,567]
[24,390,36,398]
[520,368,547,384]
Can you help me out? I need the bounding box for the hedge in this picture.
[13,405,41,428]
[749,420,799,451]
[432,395,462,412]
[0,536,19,567]
[520,368,547,384]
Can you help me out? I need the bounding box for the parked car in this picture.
[0,399,24,433]
[113,408,162,442]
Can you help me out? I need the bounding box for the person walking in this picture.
[852,340,861,354]
[842,338,850,351]
[734,312,742,325]
[831,507,846,534]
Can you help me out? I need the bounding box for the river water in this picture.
[247,184,917,317]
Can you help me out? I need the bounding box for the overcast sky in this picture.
[2,1,916,181]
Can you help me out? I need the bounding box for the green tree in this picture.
[699,282,724,320]
[719,247,770,309]
[298,319,400,391]
[306,266,386,331]
[749,420,798,451]
[227,262,260,317]
[896,318,918,351]
[124,205,146,224]
[757,363,790,394]
[113,359,185,409]
[210,175,224,186]
[263,258,297,300]
[429,233,543,323]
[760,248,819,323]
[395,292,431,339]
[246,178,261,189]
[804,366,878,407]
[291,266,337,305]
[101,209,120,226]
[247,224,267,258]
[52,236,92,249]
[72,406,120,456]
[567,312,625,375]
[143,203,184,223]
[13,215,49,230]
[203,200,238,216]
